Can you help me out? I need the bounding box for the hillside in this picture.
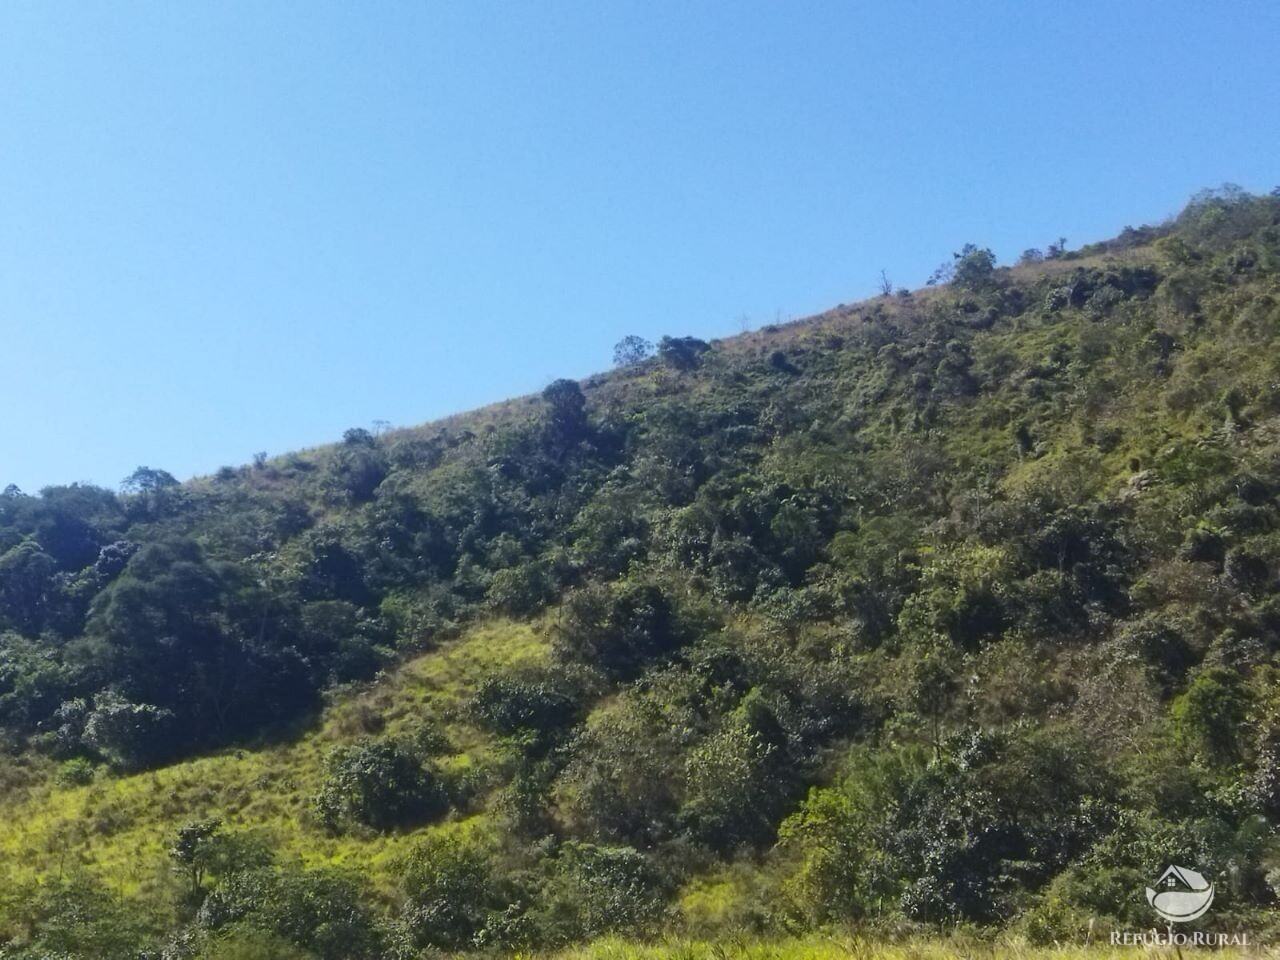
[2,186,1280,958]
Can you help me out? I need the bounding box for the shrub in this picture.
[657,335,711,371]
[197,868,381,960]
[398,833,495,949]
[553,693,686,845]
[1255,713,1280,817]
[194,924,315,960]
[1172,666,1251,762]
[0,875,157,960]
[553,581,691,680]
[313,739,446,833]
[470,673,579,738]
[56,756,96,787]
[485,562,553,616]
[778,747,925,923]
[681,699,790,850]
[82,692,178,771]
[539,842,668,940]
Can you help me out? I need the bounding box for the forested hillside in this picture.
[2,186,1280,958]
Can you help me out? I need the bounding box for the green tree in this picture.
[1172,666,1251,761]
[314,738,446,832]
[657,335,710,371]
[398,833,495,949]
[612,335,654,367]
[197,868,381,960]
[169,819,271,898]
[541,378,589,455]
[682,706,786,849]
[0,540,57,634]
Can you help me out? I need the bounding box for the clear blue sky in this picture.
[2,1,1277,493]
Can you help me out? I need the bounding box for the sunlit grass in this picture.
[0,617,547,898]
[525,936,1268,960]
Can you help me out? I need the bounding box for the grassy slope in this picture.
[0,619,547,899]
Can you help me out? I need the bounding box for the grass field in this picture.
[528,936,1273,960]
[0,617,549,898]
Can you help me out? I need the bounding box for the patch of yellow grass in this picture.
[529,936,1267,960]
[0,618,548,899]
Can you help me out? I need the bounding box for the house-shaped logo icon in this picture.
[1146,865,1214,923]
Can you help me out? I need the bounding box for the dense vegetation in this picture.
[2,186,1280,957]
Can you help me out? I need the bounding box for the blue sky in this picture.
[2,1,1277,493]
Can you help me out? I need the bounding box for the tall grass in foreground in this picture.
[527,937,1275,960]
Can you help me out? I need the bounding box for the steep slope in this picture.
[0,620,543,892]
[2,186,1280,958]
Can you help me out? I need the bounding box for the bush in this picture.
[194,925,315,960]
[1172,666,1251,761]
[553,691,687,845]
[82,692,178,771]
[398,833,495,949]
[197,868,381,960]
[314,739,446,833]
[657,335,710,371]
[56,756,97,786]
[485,562,553,616]
[538,842,668,940]
[778,747,925,923]
[553,581,691,680]
[681,698,790,850]
[0,876,158,958]
[1255,714,1280,817]
[470,673,579,738]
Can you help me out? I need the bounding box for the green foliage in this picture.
[0,875,161,960]
[928,243,998,291]
[780,728,1115,926]
[1172,666,1251,761]
[78,538,315,760]
[197,867,382,960]
[56,756,96,786]
[613,335,655,367]
[538,842,668,940]
[82,691,178,771]
[470,671,580,739]
[553,581,697,681]
[681,695,791,849]
[0,542,57,634]
[194,925,316,960]
[169,819,272,897]
[314,738,446,833]
[542,378,590,457]
[952,244,998,291]
[5,188,1280,952]
[398,833,495,949]
[779,746,926,923]
[554,691,686,845]
[657,335,710,371]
